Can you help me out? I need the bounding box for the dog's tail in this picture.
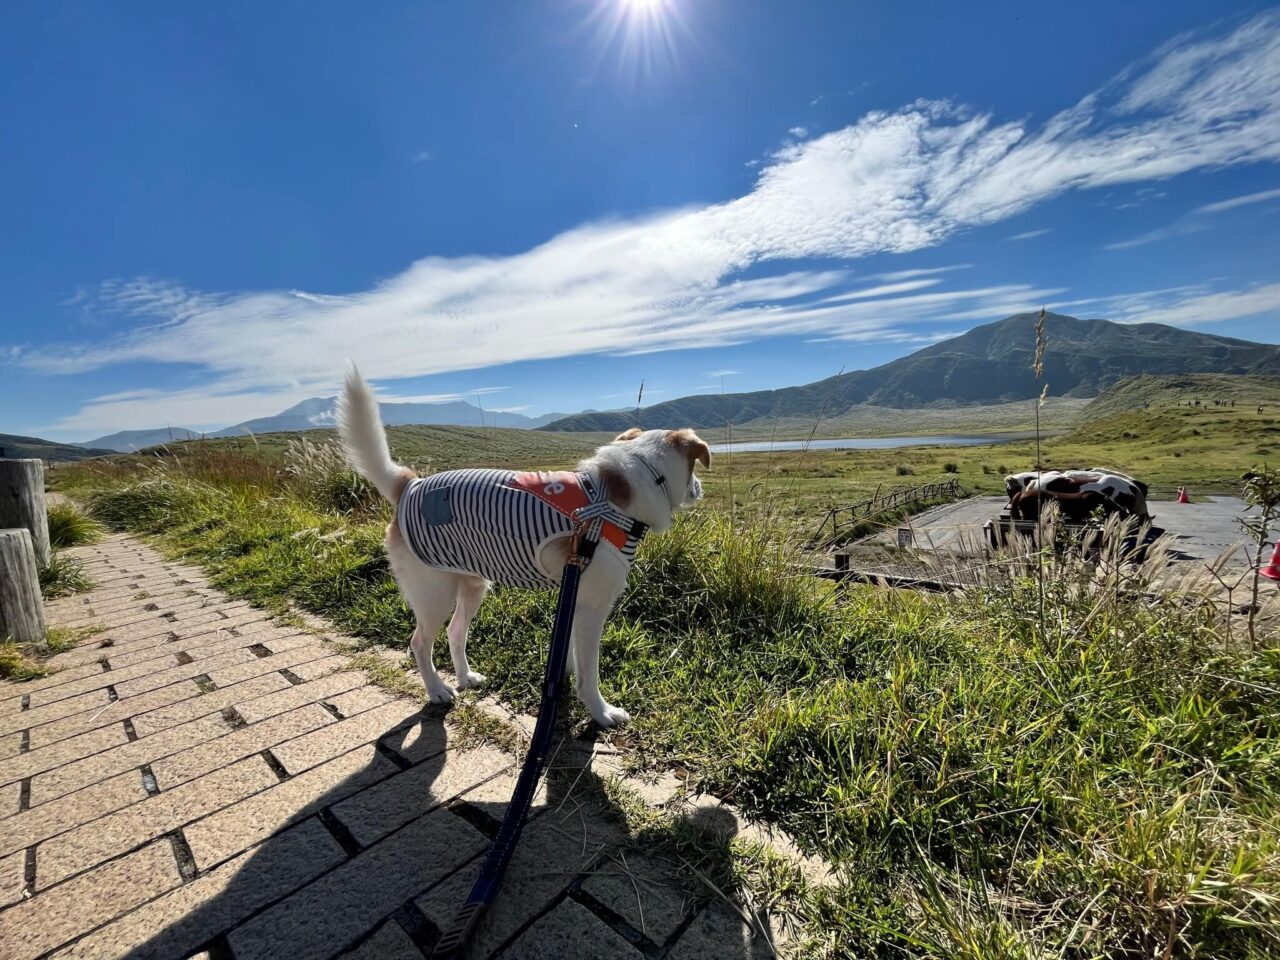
[338,366,412,505]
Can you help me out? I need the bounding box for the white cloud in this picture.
[707,369,739,377]
[19,11,1280,433]
[1104,219,1209,249]
[1195,186,1280,214]
[787,125,809,139]
[1048,281,1280,327]
[1007,228,1051,241]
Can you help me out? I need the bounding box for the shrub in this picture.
[283,437,382,516]
[895,464,914,476]
[47,502,104,548]
[942,462,959,473]
[997,464,1008,474]
[981,464,993,475]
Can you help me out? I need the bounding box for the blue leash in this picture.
[430,521,598,959]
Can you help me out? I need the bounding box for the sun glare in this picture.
[583,0,691,85]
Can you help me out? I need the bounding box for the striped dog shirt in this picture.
[396,469,645,589]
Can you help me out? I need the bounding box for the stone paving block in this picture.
[0,733,20,761]
[0,848,25,909]
[150,704,334,790]
[331,744,510,848]
[25,656,185,710]
[30,713,232,806]
[234,671,367,724]
[0,722,129,788]
[581,851,695,947]
[205,643,333,688]
[416,805,624,960]
[0,781,19,819]
[495,899,642,960]
[185,743,396,870]
[0,688,112,741]
[48,819,345,960]
[326,684,395,718]
[4,660,113,704]
[667,902,777,960]
[109,647,257,701]
[227,807,488,960]
[0,769,150,857]
[285,654,348,681]
[336,919,424,960]
[130,673,290,738]
[38,755,278,888]
[29,681,204,750]
[271,700,425,776]
[0,840,183,960]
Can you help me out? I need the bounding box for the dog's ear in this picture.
[664,428,712,469]
[614,428,644,442]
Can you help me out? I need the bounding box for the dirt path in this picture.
[0,533,786,959]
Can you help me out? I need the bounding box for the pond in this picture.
[708,433,1033,454]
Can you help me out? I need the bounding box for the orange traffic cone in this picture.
[1176,487,1190,504]
[1262,542,1280,582]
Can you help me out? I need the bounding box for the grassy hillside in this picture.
[0,433,114,462]
[138,423,612,472]
[1079,373,1280,421]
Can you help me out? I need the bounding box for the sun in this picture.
[582,0,691,85]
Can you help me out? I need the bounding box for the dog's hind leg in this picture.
[395,561,459,704]
[447,575,489,690]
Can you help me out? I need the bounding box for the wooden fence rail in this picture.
[810,477,967,545]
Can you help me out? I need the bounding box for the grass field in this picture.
[48,387,1280,958]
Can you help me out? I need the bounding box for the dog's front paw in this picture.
[593,703,631,728]
[425,684,457,705]
[455,671,486,690]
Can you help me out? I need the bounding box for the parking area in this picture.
[860,495,1272,568]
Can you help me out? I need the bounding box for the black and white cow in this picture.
[1004,468,1149,522]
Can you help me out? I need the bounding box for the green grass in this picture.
[58,445,1280,958]
[47,501,105,548]
[39,552,93,598]
[0,625,95,679]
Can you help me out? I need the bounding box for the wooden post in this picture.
[0,459,50,567]
[0,528,47,644]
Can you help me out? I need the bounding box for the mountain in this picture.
[74,396,577,452]
[210,397,567,439]
[1,433,116,461]
[541,313,1280,432]
[80,428,201,452]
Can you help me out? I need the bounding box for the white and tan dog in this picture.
[338,369,709,727]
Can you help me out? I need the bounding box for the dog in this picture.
[337,368,709,727]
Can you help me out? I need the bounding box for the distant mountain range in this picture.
[79,397,576,452]
[541,313,1280,432]
[0,433,116,462]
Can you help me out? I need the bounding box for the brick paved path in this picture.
[0,534,785,959]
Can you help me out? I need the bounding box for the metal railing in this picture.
[810,477,967,545]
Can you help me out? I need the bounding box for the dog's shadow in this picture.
[120,701,776,960]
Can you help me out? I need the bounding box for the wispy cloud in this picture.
[787,125,809,139]
[1195,186,1280,214]
[412,150,433,164]
[707,369,739,378]
[1007,228,1051,241]
[1104,220,1209,250]
[1050,281,1280,327]
[18,12,1280,433]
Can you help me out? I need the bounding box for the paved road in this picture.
[862,495,1271,567]
[0,534,785,959]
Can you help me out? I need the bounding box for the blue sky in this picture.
[4,2,1280,441]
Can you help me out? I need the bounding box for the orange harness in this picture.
[509,471,633,551]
